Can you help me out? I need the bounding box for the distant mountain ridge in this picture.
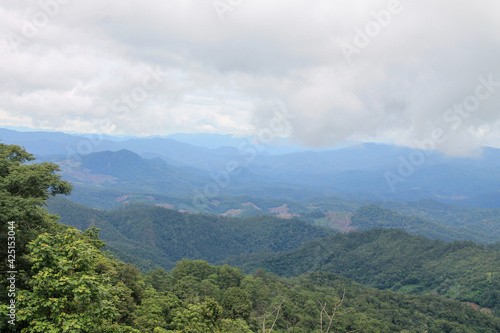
[80,149,169,180]
[2,127,500,204]
[39,148,211,198]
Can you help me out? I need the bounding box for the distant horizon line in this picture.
[2,126,499,155]
[0,126,365,149]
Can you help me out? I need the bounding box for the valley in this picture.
[2,131,500,332]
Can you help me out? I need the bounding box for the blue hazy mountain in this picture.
[166,132,335,154]
[2,128,499,206]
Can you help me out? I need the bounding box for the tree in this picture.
[171,259,215,282]
[241,275,270,308]
[0,143,72,234]
[169,298,252,333]
[222,287,253,320]
[170,298,224,332]
[15,228,136,332]
[216,265,245,290]
[145,267,174,293]
[133,286,181,332]
[0,143,73,331]
[0,143,72,275]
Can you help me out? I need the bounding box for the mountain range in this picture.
[3,129,500,328]
[2,127,500,206]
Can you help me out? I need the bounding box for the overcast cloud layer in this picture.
[1,0,500,155]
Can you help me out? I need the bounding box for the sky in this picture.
[1,0,500,156]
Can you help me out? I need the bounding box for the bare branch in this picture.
[325,310,335,333]
[268,300,285,332]
[319,301,332,320]
[262,305,267,333]
[334,288,346,312]
[319,289,364,333]
[262,300,285,333]
[265,301,284,320]
[319,301,325,332]
[337,296,366,317]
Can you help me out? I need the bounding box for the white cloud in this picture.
[0,0,499,155]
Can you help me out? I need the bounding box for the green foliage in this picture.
[222,287,252,319]
[0,143,73,320]
[5,228,500,332]
[215,264,245,290]
[144,268,174,293]
[0,144,72,237]
[170,298,223,332]
[163,296,253,333]
[172,259,216,282]
[15,228,134,332]
[241,228,500,315]
[48,198,334,270]
[352,204,491,242]
[145,260,500,333]
[4,142,500,332]
[133,287,181,332]
[379,198,500,243]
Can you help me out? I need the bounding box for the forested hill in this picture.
[351,204,499,243]
[5,128,500,203]
[47,196,334,270]
[234,228,500,314]
[3,142,500,332]
[43,148,211,198]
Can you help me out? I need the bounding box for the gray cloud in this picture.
[0,0,499,155]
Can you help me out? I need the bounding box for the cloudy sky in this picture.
[1,0,500,155]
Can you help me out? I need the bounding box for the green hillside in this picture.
[378,199,500,239]
[236,228,500,315]
[135,260,500,332]
[351,204,496,243]
[3,142,500,332]
[47,149,210,198]
[47,197,334,270]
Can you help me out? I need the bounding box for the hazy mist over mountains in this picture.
[2,127,499,207]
